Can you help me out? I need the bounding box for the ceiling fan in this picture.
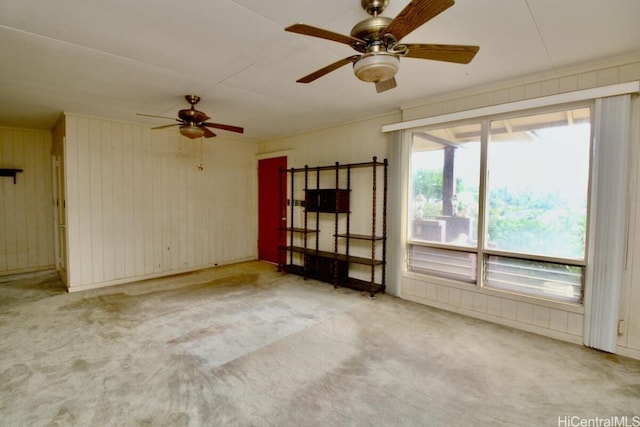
[137,95,244,139]
[285,0,479,93]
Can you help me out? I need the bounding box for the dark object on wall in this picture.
[0,168,23,184]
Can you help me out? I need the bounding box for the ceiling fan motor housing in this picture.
[361,0,389,16]
[350,15,399,83]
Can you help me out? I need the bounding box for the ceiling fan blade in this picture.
[285,23,364,48]
[203,122,244,134]
[203,127,217,138]
[375,77,397,93]
[381,0,454,42]
[297,55,361,83]
[152,123,182,130]
[404,43,479,64]
[137,113,179,121]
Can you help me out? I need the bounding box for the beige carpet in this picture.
[1,261,639,426]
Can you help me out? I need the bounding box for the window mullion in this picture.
[475,119,490,288]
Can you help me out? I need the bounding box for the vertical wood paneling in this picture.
[122,125,136,277]
[34,131,53,267]
[101,120,115,282]
[2,130,17,270]
[0,127,54,276]
[150,133,161,273]
[132,126,146,277]
[89,119,104,283]
[23,134,38,268]
[77,118,94,284]
[199,140,209,266]
[61,114,257,289]
[111,122,125,279]
[0,131,6,272]
[13,132,28,269]
[142,130,154,275]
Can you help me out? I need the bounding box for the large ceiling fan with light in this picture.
[137,95,244,139]
[285,0,479,93]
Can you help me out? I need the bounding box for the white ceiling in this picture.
[0,0,639,141]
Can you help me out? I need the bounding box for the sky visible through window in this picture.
[412,123,591,208]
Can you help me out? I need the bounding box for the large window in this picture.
[408,106,592,303]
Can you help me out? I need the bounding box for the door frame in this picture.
[256,151,291,264]
[52,151,68,285]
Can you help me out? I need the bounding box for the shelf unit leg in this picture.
[382,158,388,294]
[333,161,340,289]
[370,157,377,297]
[303,165,309,278]
[278,166,284,272]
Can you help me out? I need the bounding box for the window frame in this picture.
[405,101,594,305]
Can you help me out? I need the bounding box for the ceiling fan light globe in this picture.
[180,125,205,139]
[353,54,399,83]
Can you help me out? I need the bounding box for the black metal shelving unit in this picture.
[278,157,387,296]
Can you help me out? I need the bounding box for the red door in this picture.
[258,156,287,263]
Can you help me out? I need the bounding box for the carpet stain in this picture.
[615,384,640,398]
[168,323,231,345]
[59,293,135,315]
[48,406,77,426]
[72,359,89,372]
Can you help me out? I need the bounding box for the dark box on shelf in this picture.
[305,189,350,213]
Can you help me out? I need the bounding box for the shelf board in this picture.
[282,265,385,294]
[0,168,23,184]
[338,277,385,294]
[281,246,383,266]
[285,159,385,173]
[282,264,337,285]
[282,227,319,233]
[339,254,384,266]
[283,264,305,276]
[305,210,351,214]
[335,233,384,241]
[281,245,305,254]
[281,246,333,258]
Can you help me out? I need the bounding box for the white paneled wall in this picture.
[258,56,640,360]
[258,114,399,167]
[62,114,257,291]
[0,127,54,275]
[401,276,584,344]
[258,114,399,243]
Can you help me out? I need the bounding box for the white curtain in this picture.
[386,131,408,296]
[583,94,632,352]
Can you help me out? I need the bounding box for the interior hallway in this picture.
[1,261,639,426]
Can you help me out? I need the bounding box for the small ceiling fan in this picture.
[285,0,479,93]
[137,95,244,139]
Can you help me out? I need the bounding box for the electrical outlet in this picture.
[618,319,625,336]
